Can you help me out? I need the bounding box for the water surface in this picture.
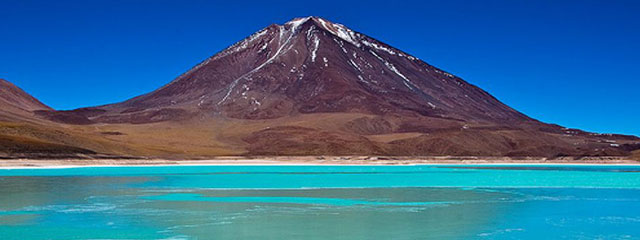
[1,165,639,239]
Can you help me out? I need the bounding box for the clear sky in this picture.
[1,0,638,136]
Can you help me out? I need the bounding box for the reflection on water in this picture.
[1,165,639,239]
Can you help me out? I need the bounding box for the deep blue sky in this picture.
[1,0,638,136]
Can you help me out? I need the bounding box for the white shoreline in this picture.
[0,158,638,170]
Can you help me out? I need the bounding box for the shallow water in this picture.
[1,165,639,239]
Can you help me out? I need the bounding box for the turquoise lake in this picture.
[1,165,640,239]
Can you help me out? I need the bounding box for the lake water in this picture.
[1,165,640,239]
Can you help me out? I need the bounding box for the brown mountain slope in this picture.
[0,79,140,158]
[0,120,144,159]
[0,79,50,111]
[632,150,640,161]
[0,79,51,122]
[12,17,640,158]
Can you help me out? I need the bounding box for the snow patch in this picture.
[218,78,241,105]
[332,38,348,53]
[369,50,416,91]
[259,42,268,52]
[311,35,320,62]
[362,40,398,56]
[349,59,362,72]
[250,97,261,106]
[428,102,436,109]
[286,17,311,32]
[197,95,206,107]
[316,18,361,47]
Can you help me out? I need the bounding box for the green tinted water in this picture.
[1,165,639,239]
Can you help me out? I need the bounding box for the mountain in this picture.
[0,79,51,122]
[9,17,640,158]
[0,79,138,158]
[41,17,529,124]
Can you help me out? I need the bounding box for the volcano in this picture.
[56,17,529,123]
[9,17,640,158]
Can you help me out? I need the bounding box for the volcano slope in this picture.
[17,17,640,159]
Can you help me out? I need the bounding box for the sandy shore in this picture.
[0,156,638,168]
